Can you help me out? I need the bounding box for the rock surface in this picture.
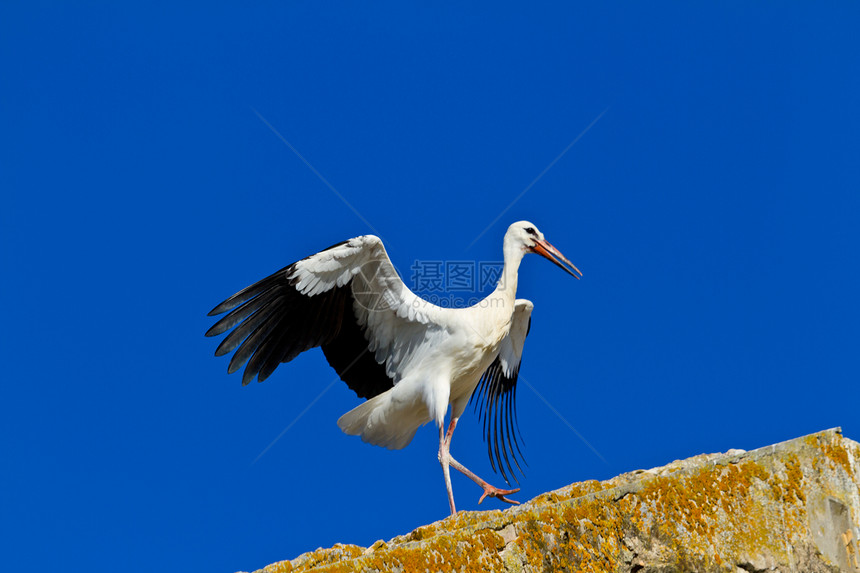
[248,428,860,573]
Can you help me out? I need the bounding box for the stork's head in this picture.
[506,221,582,279]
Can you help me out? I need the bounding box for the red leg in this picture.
[438,425,457,515]
[440,417,520,508]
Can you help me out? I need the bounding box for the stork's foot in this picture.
[478,484,520,505]
[440,416,522,511]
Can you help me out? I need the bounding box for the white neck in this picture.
[490,234,526,307]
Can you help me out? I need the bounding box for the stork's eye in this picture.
[525,227,537,236]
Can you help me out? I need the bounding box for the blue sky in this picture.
[2,3,859,572]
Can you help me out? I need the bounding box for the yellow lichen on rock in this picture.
[245,428,860,573]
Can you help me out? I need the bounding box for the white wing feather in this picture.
[498,299,533,377]
[290,235,448,381]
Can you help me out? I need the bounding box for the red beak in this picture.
[532,239,582,279]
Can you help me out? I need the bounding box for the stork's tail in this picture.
[337,389,430,450]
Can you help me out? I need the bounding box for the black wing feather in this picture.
[206,244,393,398]
[226,298,286,372]
[469,355,527,485]
[205,287,282,338]
[320,294,395,399]
[207,265,290,317]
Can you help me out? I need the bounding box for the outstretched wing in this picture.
[206,235,446,397]
[469,299,534,485]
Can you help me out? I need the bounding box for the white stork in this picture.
[206,221,581,515]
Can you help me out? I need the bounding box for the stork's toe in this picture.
[478,485,520,505]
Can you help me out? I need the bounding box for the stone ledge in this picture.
[248,428,860,573]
